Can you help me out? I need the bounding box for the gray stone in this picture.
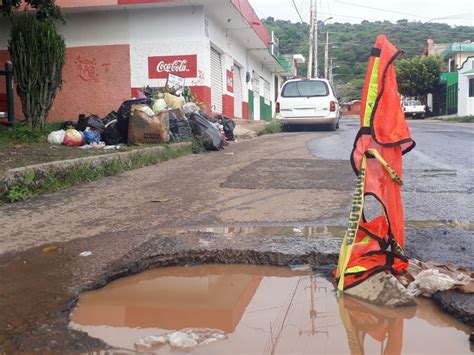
[345,272,417,307]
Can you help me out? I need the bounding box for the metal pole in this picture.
[307,0,314,78]
[314,0,318,78]
[324,31,329,79]
[329,58,333,85]
[5,61,14,123]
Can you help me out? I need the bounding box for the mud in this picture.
[69,265,473,354]
[0,229,340,352]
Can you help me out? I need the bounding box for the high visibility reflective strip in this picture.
[367,148,403,185]
[336,155,367,293]
[363,57,379,127]
[345,266,368,274]
[355,235,372,245]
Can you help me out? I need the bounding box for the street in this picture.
[0,118,472,352]
[308,117,474,222]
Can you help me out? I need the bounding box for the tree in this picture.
[395,56,444,98]
[1,0,65,128]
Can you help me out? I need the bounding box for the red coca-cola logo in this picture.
[148,55,197,79]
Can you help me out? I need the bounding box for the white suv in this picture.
[275,78,340,130]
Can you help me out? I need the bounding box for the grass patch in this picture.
[257,121,283,136]
[445,116,474,123]
[0,122,61,145]
[1,144,192,203]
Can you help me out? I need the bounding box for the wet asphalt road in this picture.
[308,117,474,222]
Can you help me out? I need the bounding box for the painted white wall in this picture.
[458,58,474,116]
[58,10,130,47]
[128,6,210,88]
[206,9,275,112]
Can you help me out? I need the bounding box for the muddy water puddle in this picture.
[184,220,473,239]
[70,265,472,354]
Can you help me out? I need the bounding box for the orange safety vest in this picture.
[335,35,415,291]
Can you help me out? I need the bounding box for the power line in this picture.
[289,0,306,23]
[334,0,433,19]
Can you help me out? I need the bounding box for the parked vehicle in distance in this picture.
[403,99,426,119]
[275,78,340,130]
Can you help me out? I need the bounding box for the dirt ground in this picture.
[0,131,350,254]
[0,141,168,174]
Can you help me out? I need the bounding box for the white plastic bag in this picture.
[407,269,469,297]
[153,99,168,114]
[47,130,66,145]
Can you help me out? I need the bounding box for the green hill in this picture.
[263,17,474,101]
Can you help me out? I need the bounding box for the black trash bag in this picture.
[215,114,235,141]
[76,114,106,134]
[169,110,192,143]
[222,118,235,141]
[104,119,123,146]
[60,121,76,130]
[143,85,155,99]
[103,111,118,126]
[188,112,223,151]
[116,98,153,143]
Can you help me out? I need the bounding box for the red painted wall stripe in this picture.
[242,102,249,120]
[222,94,234,118]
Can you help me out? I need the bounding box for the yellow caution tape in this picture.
[367,148,403,185]
[336,155,367,293]
[345,265,368,274]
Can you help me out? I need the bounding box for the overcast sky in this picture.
[249,0,474,26]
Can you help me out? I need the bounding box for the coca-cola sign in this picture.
[148,55,197,79]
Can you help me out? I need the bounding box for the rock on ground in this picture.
[345,272,417,307]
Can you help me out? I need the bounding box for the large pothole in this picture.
[70,264,472,354]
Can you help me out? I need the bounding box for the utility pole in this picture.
[307,0,315,78]
[313,0,318,78]
[324,31,329,79]
[329,58,334,84]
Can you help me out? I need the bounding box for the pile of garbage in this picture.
[47,88,235,151]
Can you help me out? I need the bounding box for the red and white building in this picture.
[0,0,295,122]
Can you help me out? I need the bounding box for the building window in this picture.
[469,78,474,97]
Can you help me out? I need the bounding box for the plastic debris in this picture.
[103,144,124,150]
[47,130,66,145]
[135,329,227,352]
[79,251,92,257]
[82,128,102,145]
[79,142,106,150]
[135,335,168,351]
[168,331,198,349]
[42,245,59,253]
[289,264,313,272]
[407,268,471,297]
[63,129,85,146]
[154,99,168,116]
[182,102,200,115]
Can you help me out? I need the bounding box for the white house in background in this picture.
[0,0,295,121]
[458,56,474,117]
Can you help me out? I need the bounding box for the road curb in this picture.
[0,142,192,195]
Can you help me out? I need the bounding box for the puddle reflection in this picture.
[196,225,347,239]
[70,265,472,354]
